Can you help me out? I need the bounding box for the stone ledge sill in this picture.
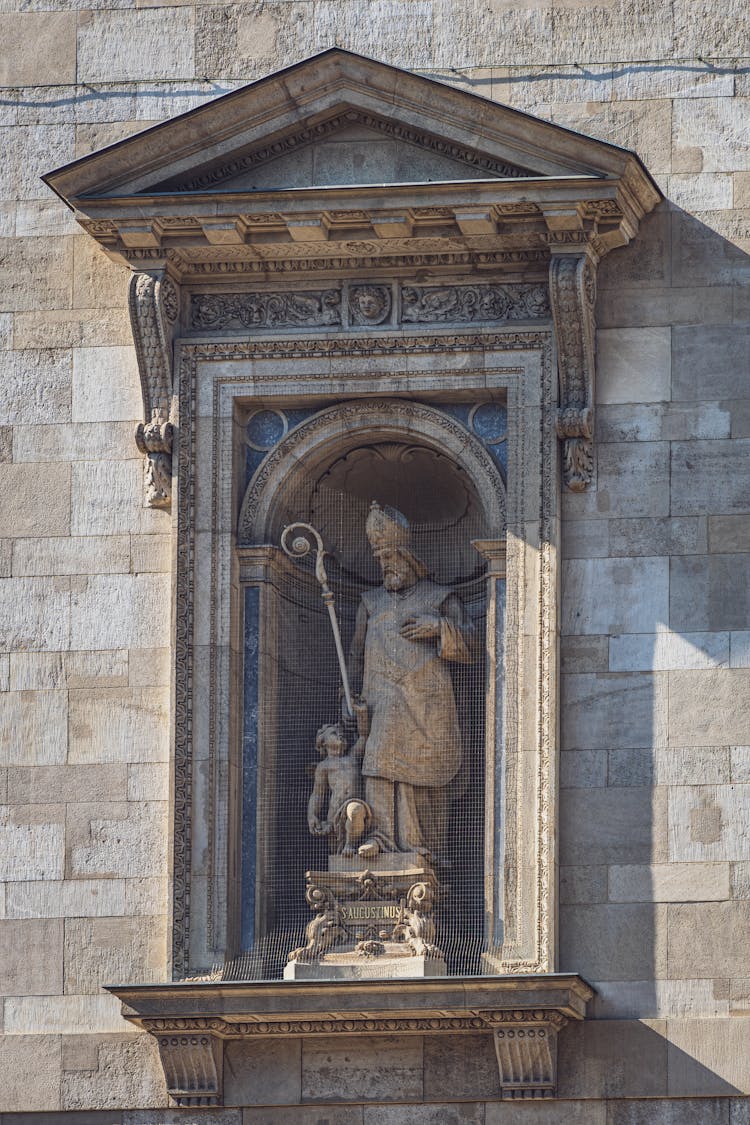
[107,974,593,1108]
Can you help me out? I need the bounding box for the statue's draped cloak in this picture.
[350,580,472,788]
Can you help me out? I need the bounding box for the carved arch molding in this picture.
[45,49,660,1106]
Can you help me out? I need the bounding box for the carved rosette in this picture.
[128,271,179,509]
[548,254,597,491]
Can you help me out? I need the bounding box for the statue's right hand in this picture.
[309,816,323,835]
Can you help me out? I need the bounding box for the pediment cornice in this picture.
[43,49,662,502]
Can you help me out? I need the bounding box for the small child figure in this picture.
[308,706,370,856]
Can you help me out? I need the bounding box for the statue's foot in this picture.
[342,844,355,857]
[358,839,380,858]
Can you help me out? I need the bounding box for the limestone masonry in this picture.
[1,2,749,1121]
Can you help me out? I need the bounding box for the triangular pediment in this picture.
[150,110,540,195]
[45,48,651,205]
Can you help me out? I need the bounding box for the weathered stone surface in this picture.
[13,422,136,464]
[62,1034,167,1111]
[4,878,126,919]
[7,764,127,805]
[670,555,750,630]
[422,1033,497,1101]
[669,784,750,862]
[558,1019,667,1098]
[610,630,729,672]
[0,919,63,995]
[597,284,735,329]
[673,328,750,400]
[4,994,125,1036]
[0,463,70,539]
[560,903,667,981]
[72,346,142,424]
[224,1039,302,1107]
[562,672,667,750]
[593,979,730,1021]
[608,1098,730,1124]
[548,99,672,174]
[77,8,195,84]
[668,669,750,745]
[598,403,730,443]
[301,1036,423,1102]
[596,327,671,404]
[709,515,750,553]
[13,535,131,577]
[609,862,730,902]
[68,686,169,764]
[561,635,610,674]
[13,307,131,351]
[559,865,608,906]
[68,801,167,879]
[560,786,666,866]
[70,575,171,649]
[674,438,750,515]
[485,1102,605,1124]
[0,690,67,765]
[608,748,654,787]
[560,748,607,788]
[609,517,707,558]
[562,519,610,559]
[667,1018,750,1095]
[668,902,750,978]
[0,348,72,425]
[673,97,750,173]
[72,235,129,312]
[0,809,64,881]
[0,236,73,313]
[0,13,76,87]
[369,1105,484,1125]
[598,208,671,291]
[0,1034,61,1112]
[562,557,669,635]
[653,747,730,786]
[565,442,670,519]
[64,915,167,995]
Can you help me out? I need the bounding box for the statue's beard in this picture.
[383,568,410,591]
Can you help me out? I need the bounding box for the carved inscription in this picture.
[401,283,550,323]
[190,290,342,330]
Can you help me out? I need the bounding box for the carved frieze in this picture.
[190,289,341,331]
[401,283,549,323]
[548,254,597,492]
[187,282,550,333]
[129,271,179,510]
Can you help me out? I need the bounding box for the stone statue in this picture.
[347,501,475,864]
[307,715,370,856]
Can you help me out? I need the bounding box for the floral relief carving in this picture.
[189,289,342,330]
[401,283,550,324]
[548,254,597,492]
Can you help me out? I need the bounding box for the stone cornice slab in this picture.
[108,975,593,1107]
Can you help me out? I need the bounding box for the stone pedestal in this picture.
[286,860,445,978]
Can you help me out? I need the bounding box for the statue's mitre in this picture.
[365,501,411,551]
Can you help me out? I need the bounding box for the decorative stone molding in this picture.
[109,975,592,1107]
[401,282,549,324]
[128,270,179,509]
[488,1010,567,1099]
[548,253,598,492]
[190,289,341,331]
[154,1031,223,1108]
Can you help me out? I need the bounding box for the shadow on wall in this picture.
[557,200,750,1097]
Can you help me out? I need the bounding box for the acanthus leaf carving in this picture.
[548,254,597,492]
[401,282,550,324]
[128,270,179,509]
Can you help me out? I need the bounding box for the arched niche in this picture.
[238,398,506,549]
[234,398,506,975]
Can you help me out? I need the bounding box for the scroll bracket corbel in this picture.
[128,269,179,510]
[547,243,598,492]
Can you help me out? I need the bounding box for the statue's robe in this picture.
[348,579,473,856]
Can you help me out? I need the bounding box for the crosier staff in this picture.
[280,521,355,720]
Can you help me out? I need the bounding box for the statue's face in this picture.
[376,548,415,591]
[326,730,346,756]
[358,293,380,317]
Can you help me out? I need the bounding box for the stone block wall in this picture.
[0,1,748,1118]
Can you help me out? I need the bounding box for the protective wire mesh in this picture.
[233,444,490,980]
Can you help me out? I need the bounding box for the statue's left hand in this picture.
[400,614,440,641]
